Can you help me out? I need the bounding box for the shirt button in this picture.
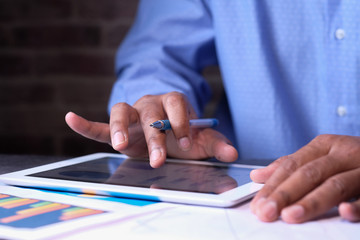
[335,29,345,40]
[337,106,347,117]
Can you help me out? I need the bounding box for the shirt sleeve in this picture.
[108,0,218,117]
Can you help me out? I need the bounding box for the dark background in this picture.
[0,0,222,157]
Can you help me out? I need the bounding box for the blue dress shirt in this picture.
[109,0,360,160]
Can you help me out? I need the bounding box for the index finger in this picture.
[65,112,111,144]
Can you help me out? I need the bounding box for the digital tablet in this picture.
[0,153,263,207]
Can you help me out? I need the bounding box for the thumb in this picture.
[202,129,238,162]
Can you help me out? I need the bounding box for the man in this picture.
[65,0,360,223]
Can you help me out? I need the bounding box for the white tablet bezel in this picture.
[0,153,263,207]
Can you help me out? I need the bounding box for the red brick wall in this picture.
[0,0,223,157]
[0,0,138,156]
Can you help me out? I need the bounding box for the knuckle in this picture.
[111,102,130,112]
[331,136,360,160]
[110,119,123,127]
[141,94,155,102]
[311,134,336,149]
[301,164,322,184]
[307,197,320,212]
[268,156,288,169]
[275,190,292,206]
[315,134,333,142]
[86,124,108,144]
[302,142,319,154]
[280,155,300,173]
[326,177,346,197]
[299,134,334,157]
[135,94,157,106]
[147,134,163,147]
[168,91,184,98]
[110,120,124,132]
[147,135,157,143]
[93,132,104,142]
[275,155,289,164]
[165,91,186,108]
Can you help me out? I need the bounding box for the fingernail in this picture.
[260,200,278,221]
[255,197,266,207]
[113,132,126,146]
[282,205,304,221]
[179,137,191,151]
[150,148,162,163]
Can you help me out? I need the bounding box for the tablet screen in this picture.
[29,157,254,194]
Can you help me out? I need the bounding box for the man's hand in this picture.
[65,92,238,168]
[250,134,360,223]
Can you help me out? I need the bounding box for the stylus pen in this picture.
[150,118,219,131]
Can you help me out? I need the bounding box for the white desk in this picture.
[0,155,359,239]
[61,199,359,240]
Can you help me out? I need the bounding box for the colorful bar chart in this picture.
[60,207,104,220]
[0,193,106,228]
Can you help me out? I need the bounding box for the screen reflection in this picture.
[31,157,254,194]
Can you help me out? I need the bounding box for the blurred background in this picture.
[0,0,222,157]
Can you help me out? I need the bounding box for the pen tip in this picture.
[150,121,162,129]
